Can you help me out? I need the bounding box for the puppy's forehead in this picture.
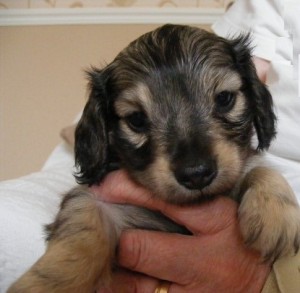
[114,25,237,79]
[113,26,243,117]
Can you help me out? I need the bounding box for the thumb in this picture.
[162,196,238,235]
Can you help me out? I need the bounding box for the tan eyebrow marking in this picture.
[114,83,153,117]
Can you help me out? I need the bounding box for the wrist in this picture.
[252,56,271,83]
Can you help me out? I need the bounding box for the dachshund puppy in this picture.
[8,24,300,293]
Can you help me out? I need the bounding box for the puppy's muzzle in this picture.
[174,159,217,190]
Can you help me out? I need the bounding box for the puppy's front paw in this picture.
[238,167,300,262]
[8,189,116,293]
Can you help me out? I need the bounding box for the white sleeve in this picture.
[212,0,289,61]
[283,0,300,86]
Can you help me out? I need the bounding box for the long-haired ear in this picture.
[75,68,111,185]
[250,78,276,150]
[230,34,277,150]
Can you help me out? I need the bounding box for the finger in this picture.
[90,169,169,210]
[97,269,166,293]
[117,229,269,293]
[118,229,201,284]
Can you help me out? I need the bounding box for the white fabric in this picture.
[0,143,77,292]
[283,0,300,81]
[212,0,291,63]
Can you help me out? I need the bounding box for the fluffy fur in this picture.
[8,24,300,293]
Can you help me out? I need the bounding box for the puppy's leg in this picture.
[7,188,119,293]
[237,167,300,261]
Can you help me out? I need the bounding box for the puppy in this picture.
[8,24,300,293]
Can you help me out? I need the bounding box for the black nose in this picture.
[175,161,217,190]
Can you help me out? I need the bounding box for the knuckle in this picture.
[118,230,146,271]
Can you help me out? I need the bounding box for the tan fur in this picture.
[114,84,152,147]
[238,167,300,261]
[119,120,148,147]
[115,83,153,117]
[201,68,241,98]
[214,71,242,94]
[227,93,247,122]
[210,139,244,193]
[136,155,188,202]
[8,191,117,293]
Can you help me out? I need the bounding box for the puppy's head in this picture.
[75,24,276,204]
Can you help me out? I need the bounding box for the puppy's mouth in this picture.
[137,171,230,205]
[130,156,240,204]
[163,174,232,205]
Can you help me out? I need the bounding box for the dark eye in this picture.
[124,112,148,133]
[215,91,236,113]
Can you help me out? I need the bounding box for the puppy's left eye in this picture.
[215,91,236,113]
[124,112,148,133]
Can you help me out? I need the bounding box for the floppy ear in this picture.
[250,76,277,150]
[230,34,276,150]
[75,68,112,185]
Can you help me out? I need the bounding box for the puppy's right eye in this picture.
[215,91,236,113]
[124,112,148,133]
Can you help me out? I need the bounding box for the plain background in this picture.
[0,24,158,180]
[0,24,209,180]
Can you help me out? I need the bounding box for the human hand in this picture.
[253,56,271,83]
[92,170,271,293]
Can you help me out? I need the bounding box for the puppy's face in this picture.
[75,25,276,204]
[112,71,249,203]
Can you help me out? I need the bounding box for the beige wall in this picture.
[0,24,210,181]
[0,24,158,180]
